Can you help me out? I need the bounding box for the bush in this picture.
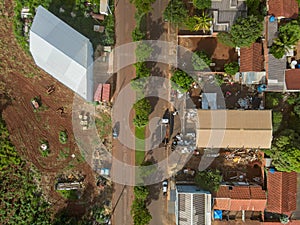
[193,0,211,10]
[273,111,283,133]
[57,190,78,200]
[195,169,222,193]
[224,62,239,75]
[133,98,152,128]
[163,0,188,25]
[192,51,212,71]
[171,70,194,92]
[59,130,68,144]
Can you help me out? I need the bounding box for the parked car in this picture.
[112,128,118,139]
[162,180,168,196]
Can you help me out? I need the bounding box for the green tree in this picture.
[217,32,235,47]
[270,21,300,59]
[133,98,152,128]
[190,14,212,33]
[195,169,222,193]
[265,129,300,172]
[130,0,156,15]
[193,0,211,9]
[163,0,188,26]
[246,0,265,21]
[171,70,194,92]
[134,186,149,201]
[224,62,239,75]
[218,15,263,47]
[132,27,146,41]
[273,111,283,133]
[192,51,212,70]
[136,43,153,62]
[131,200,152,225]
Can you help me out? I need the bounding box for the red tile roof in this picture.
[240,43,264,72]
[214,185,267,211]
[268,0,299,19]
[285,69,300,90]
[266,171,297,214]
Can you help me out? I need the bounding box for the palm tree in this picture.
[193,13,212,33]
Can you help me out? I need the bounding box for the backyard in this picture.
[178,37,238,72]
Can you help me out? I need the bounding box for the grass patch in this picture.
[95,113,112,139]
[58,147,70,160]
[57,190,78,200]
[135,127,145,165]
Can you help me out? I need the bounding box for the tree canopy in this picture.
[136,43,153,62]
[171,70,194,92]
[270,21,300,59]
[163,0,188,26]
[133,98,152,127]
[186,14,212,33]
[193,0,211,10]
[192,51,212,71]
[224,62,239,75]
[218,15,263,47]
[130,0,156,15]
[265,129,300,172]
[195,169,222,193]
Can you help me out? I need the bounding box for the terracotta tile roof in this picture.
[266,171,297,214]
[285,69,300,90]
[214,185,267,211]
[268,0,299,19]
[240,43,264,72]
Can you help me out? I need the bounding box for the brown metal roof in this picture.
[285,69,300,90]
[240,43,264,72]
[268,0,299,19]
[196,110,273,149]
[266,171,297,214]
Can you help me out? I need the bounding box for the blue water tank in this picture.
[269,16,276,22]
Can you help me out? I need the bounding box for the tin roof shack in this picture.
[175,185,212,225]
[196,110,273,149]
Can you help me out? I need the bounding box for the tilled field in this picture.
[0,0,98,217]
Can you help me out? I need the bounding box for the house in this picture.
[30,6,94,101]
[267,0,299,19]
[175,185,212,225]
[238,43,266,85]
[285,69,300,92]
[210,0,247,32]
[266,171,297,216]
[214,185,267,221]
[240,43,264,73]
[196,110,273,149]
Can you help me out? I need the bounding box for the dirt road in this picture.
[111,0,136,225]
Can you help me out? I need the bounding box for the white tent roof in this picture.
[30,6,93,101]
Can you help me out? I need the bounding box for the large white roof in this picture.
[30,6,93,101]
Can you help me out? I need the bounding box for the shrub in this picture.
[192,51,212,70]
[273,111,283,133]
[171,70,194,92]
[59,130,68,144]
[224,62,239,75]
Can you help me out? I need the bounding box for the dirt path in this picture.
[111,0,136,225]
[0,0,98,217]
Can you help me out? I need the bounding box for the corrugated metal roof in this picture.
[267,54,286,91]
[30,6,94,101]
[196,110,272,149]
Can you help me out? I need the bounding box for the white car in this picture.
[162,180,168,196]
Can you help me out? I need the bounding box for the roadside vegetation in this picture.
[131,185,152,225]
[171,69,194,92]
[265,93,300,172]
